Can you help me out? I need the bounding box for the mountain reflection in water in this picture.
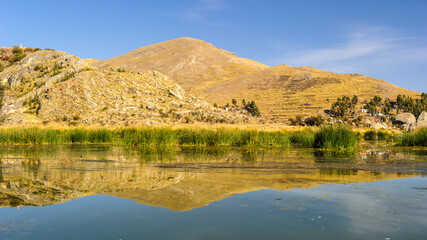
[0,145,426,211]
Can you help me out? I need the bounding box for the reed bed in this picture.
[0,125,360,149]
[400,128,427,147]
[313,125,358,150]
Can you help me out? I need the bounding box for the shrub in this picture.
[289,115,304,126]
[52,64,62,76]
[304,115,325,126]
[12,46,23,54]
[364,130,377,140]
[8,53,26,64]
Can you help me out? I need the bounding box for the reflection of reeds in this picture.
[401,128,427,147]
[363,129,398,142]
[0,126,360,149]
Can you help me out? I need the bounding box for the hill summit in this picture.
[95,37,269,92]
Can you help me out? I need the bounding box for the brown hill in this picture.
[95,37,269,92]
[97,38,420,121]
[0,49,250,126]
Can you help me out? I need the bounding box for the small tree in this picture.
[244,100,260,117]
[352,95,358,107]
[232,99,237,106]
[214,103,218,108]
[242,99,246,106]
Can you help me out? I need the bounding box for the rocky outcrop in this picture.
[395,113,416,131]
[395,113,416,125]
[394,112,427,131]
[416,111,427,129]
[0,50,252,126]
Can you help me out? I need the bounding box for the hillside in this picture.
[202,65,419,121]
[0,49,250,126]
[97,38,420,121]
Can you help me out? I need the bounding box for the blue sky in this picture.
[1,0,426,92]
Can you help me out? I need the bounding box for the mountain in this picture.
[95,37,269,92]
[0,49,250,126]
[97,38,420,121]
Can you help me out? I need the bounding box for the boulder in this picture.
[395,113,416,125]
[361,118,372,126]
[417,111,427,124]
[415,111,427,129]
[370,122,388,131]
[146,104,155,111]
[169,88,184,100]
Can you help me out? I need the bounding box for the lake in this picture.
[0,144,426,239]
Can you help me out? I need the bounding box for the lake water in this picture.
[0,144,426,240]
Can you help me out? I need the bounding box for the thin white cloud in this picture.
[276,26,427,74]
[174,0,226,27]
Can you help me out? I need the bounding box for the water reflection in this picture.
[0,145,425,211]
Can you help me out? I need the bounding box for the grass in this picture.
[400,128,427,147]
[0,125,360,149]
[313,125,358,150]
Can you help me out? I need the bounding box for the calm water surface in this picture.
[0,145,426,239]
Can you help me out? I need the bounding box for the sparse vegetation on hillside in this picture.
[325,93,426,129]
[304,115,325,126]
[218,99,260,117]
[0,85,6,108]
[289,115,304,126]
[396,93,427,117]
[289,115,325,126]
[331,95,358,117]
